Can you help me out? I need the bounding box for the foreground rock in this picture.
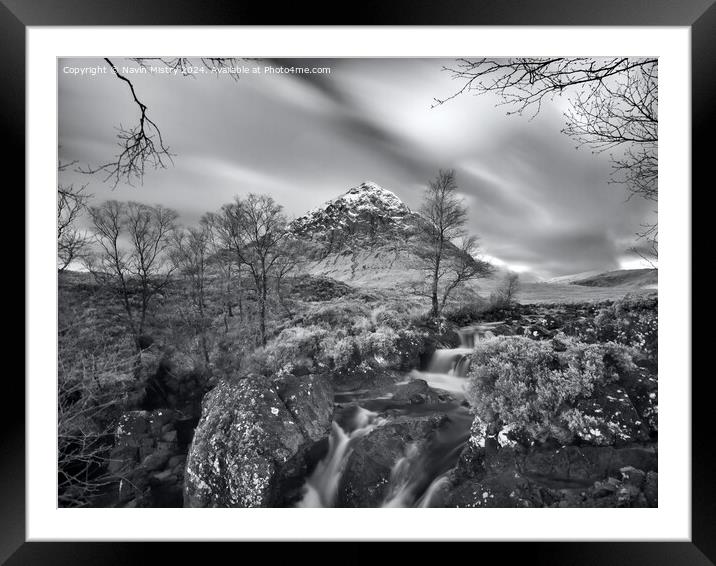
[184,373,333,507]
[449,423,657,508]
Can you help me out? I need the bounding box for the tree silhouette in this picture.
[79,57,246,188]
[434,57,658,263]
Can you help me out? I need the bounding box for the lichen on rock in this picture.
[184,373,333,507]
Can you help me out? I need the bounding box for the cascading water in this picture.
[409,347,473,396]
[295,325,498,508]
[381,406,473,508]
[296,406,385,507]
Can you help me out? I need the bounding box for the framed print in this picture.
[11,1,708,563]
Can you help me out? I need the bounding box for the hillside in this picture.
[569,268,657,289]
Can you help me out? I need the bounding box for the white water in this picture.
[411,345,474,396]
[296,406,385,507]
[296,329,486,508]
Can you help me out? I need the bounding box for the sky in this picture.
[58,57,656,279]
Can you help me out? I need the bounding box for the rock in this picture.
[152,469,175,482]
[142,451,171,472]
[184,374,333,508]
[108,445,138,475]
[392,379,442,405]
[445,470,537,508]
[116,411,150,439]
[619,368,658,434]
[620,466,646,489]
[168,455,186,469]
[450,441,657,508]
[571,384,651,446]
[337,415,443,507]
[520,445,657,484]
[274,374,333,442]
[593,477,620,497]
[162,430,178,443]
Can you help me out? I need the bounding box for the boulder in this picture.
[274,374,334,442]
[184,374,333,507]
[392,379,442,405]
[337,415,443,507]
[570,384,651,446]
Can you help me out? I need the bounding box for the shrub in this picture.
[593,296,658,358]
[58,344,139,507]
[465,335,637,445]
[444,301,486,326]
[246,298,430,378]
[245,324,329,376]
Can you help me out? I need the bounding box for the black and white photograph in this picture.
[57,56,659,510]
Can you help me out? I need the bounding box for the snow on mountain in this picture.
[290,181,421,256]
[289,181,493,292]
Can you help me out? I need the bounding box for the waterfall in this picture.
[381,407,473,508]
[296,406,385,508]
[458,325,498,349]
[296,334,484,508]
[426,348,473,375]
[412,346,473,396]
[457,328,475,349]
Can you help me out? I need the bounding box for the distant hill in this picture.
[569,268,657,289]
[544,270,603,285]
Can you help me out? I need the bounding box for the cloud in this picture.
[58,56,656,278]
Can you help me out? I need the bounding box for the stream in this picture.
[296,324,501,508]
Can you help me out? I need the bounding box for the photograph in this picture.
[56,55,659,510]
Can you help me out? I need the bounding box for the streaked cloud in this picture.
[58,57,655,278]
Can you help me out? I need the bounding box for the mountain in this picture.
[291,181,421,254]
[290,181,491,293]
[568,268,657,289]
[290,181,426,287]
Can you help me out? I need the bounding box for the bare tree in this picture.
[216,194,290,345]
[58,183,92,271]
[417,169,493,317]
[79,57,246,188]
[58,159,92,271]
[434,57,658,261]
[203,212,244,329]
[87,201,178,347]
[491,272,520,307]
[170,225,214,364]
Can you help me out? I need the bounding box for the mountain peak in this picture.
[290,181,416,254]
[336,181,407,211]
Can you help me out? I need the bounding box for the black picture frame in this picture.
[9,1,707,563]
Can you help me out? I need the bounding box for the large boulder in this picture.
[184,374,333,507]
